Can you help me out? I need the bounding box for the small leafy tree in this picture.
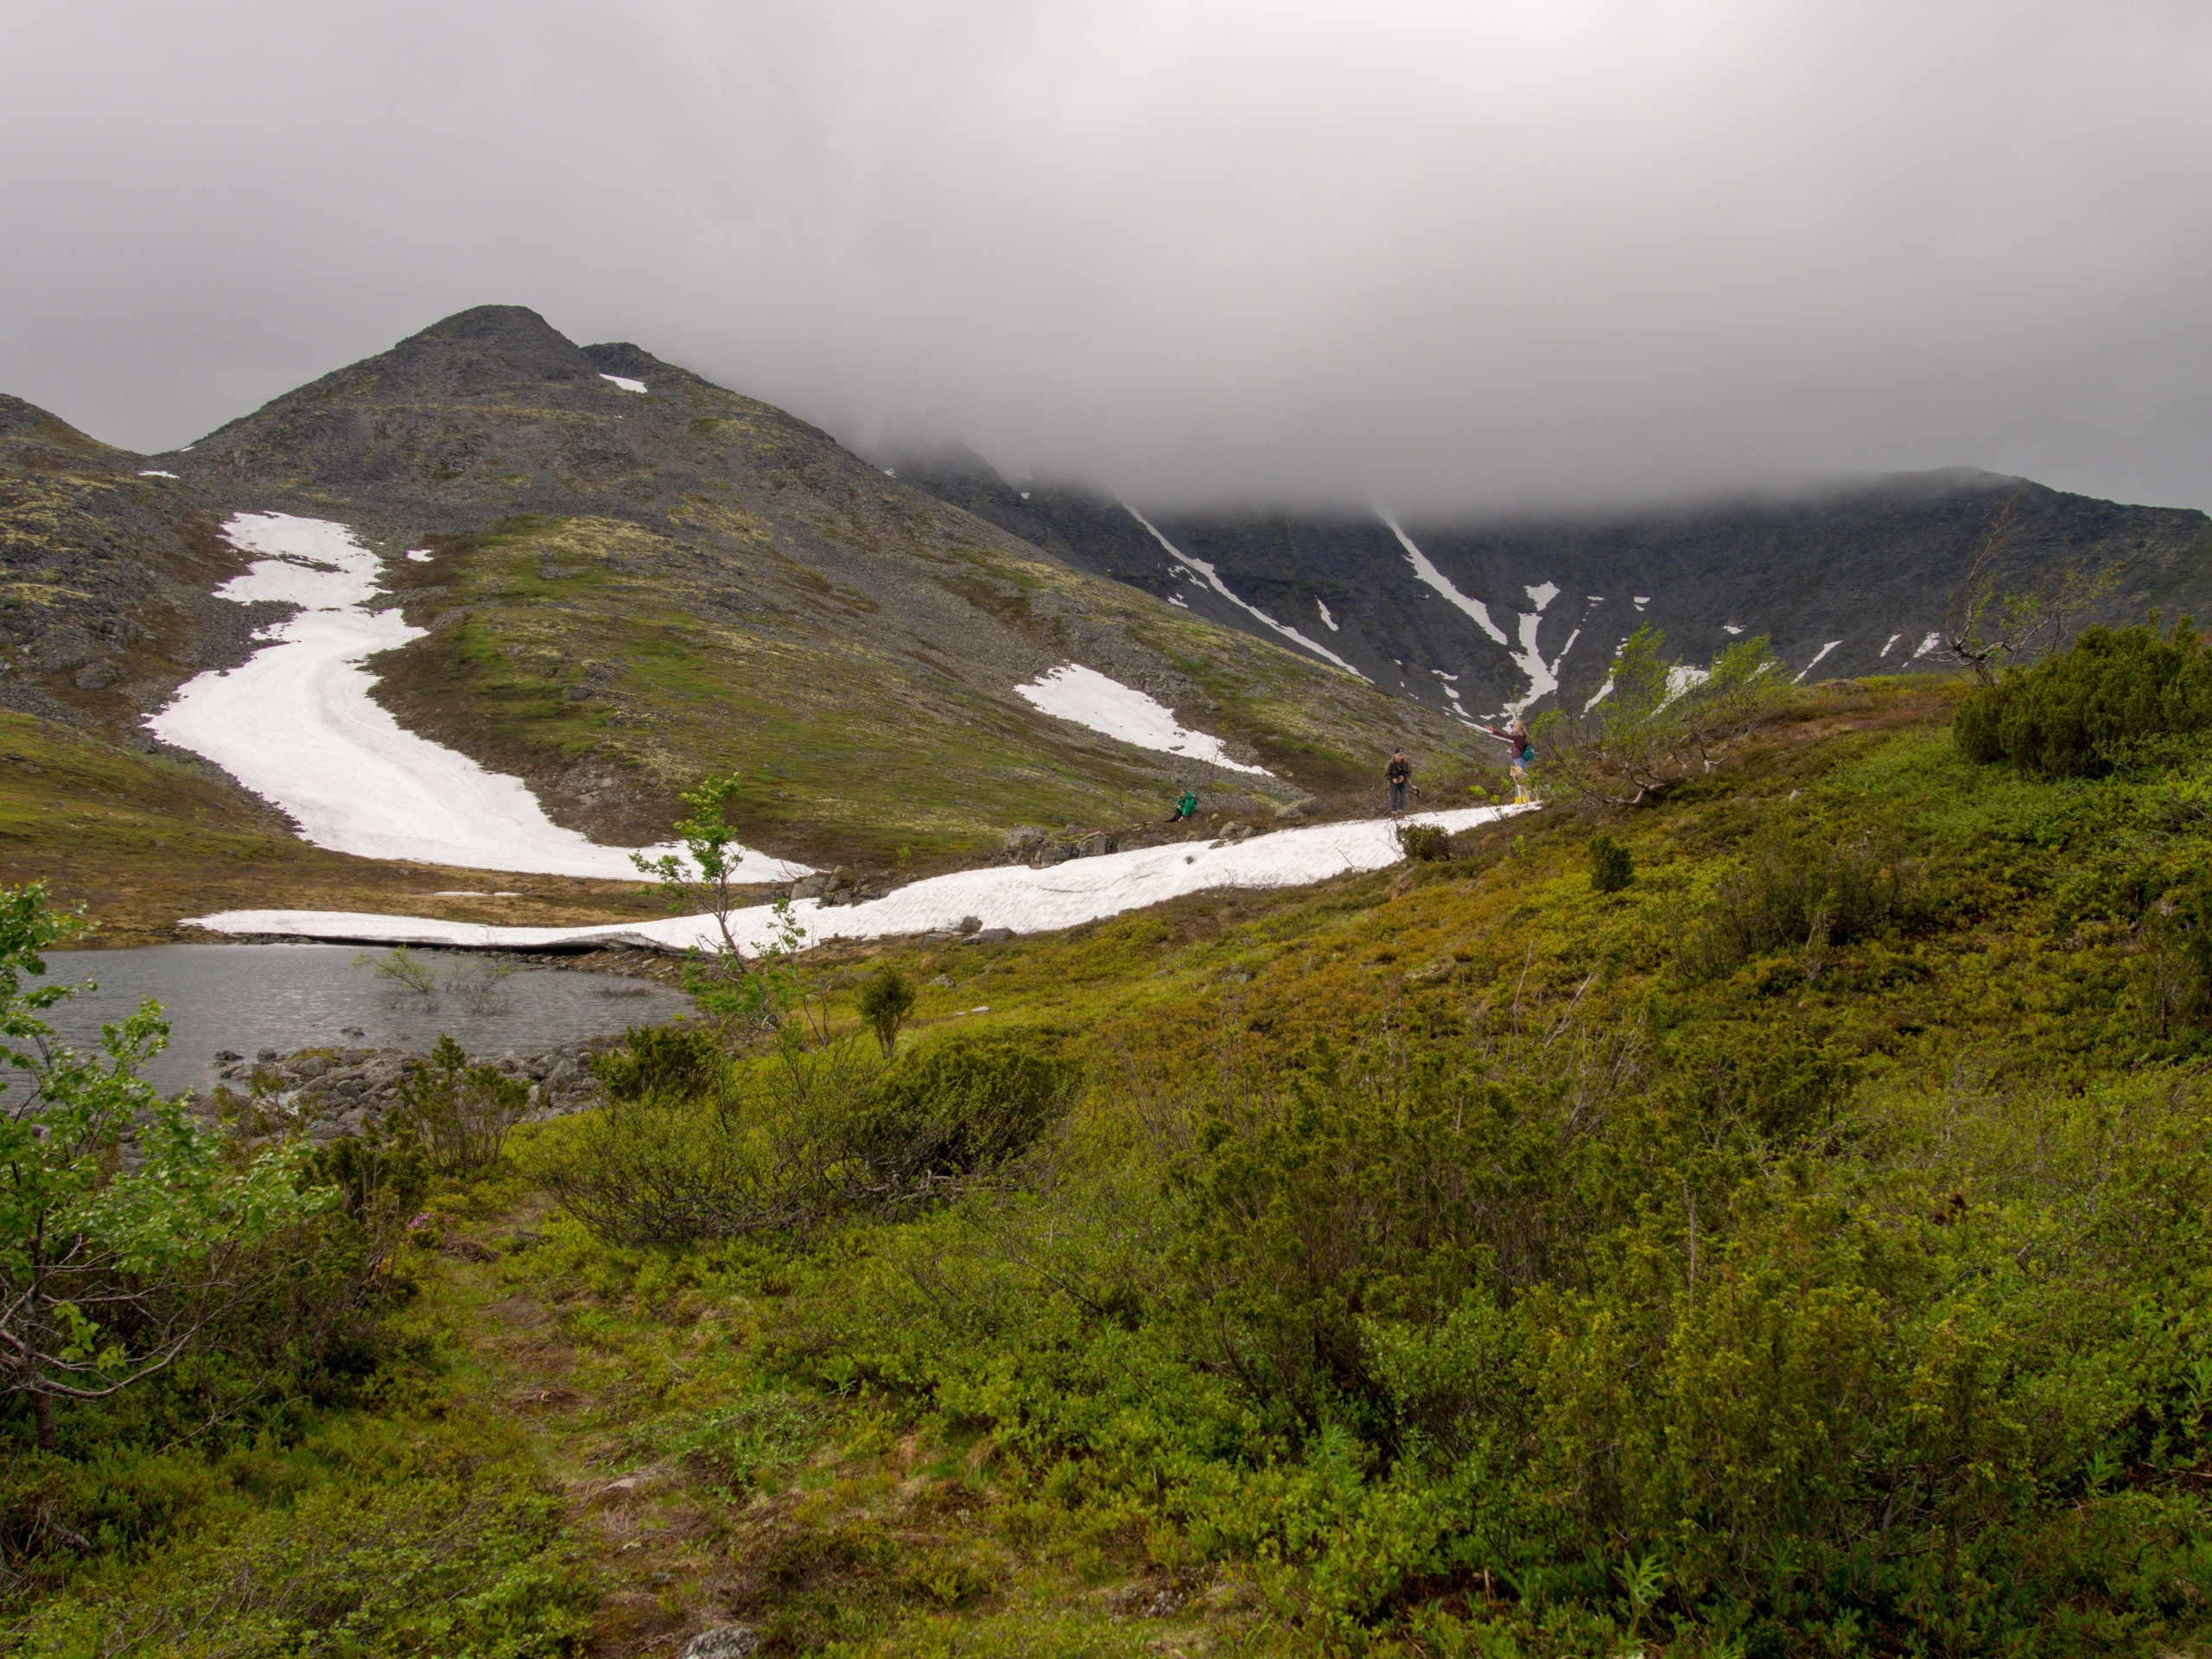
[858,966,916,1057]
[1589,833,1634,893]
[1395,823,1452,862]
[1533,627,1786,807]
[391,1034,531,1175]
[0,884,329,1449]
[1940,494,2119,686]
[634,772,813,1032]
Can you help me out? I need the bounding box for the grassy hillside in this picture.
[11,674,2212,1654]
[370,510,1471,862]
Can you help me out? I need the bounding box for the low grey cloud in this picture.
[4,0,2209,514]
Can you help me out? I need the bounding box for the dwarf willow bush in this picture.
[1956,621,2212,777]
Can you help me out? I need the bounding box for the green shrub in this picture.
[1588,832,1633,893]
[1956,622,2212,778]
[537,1030,1079,1246]
[1678,829,1908,981]
[1395,823,1451,861]
[391,1034,530,1174]
[590,1020,729,1102]
[859,965,918,1056]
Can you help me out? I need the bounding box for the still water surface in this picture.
[24,944,690,1096]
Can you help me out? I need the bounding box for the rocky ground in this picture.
[201,1037,613,1141]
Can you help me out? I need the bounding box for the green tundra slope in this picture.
[156,307,1467,862]
[16,674,2212,1655]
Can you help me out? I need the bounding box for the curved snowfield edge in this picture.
[184,803,1540,954]
[145,512,806,883]
[1014,663,1272,776]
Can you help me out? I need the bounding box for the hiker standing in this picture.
[1506,719,1535,804]
[1387,749,1411,813]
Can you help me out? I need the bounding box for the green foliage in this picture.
[391,1034,530,1175]
[1395,822,1452,861]
[537,1028,1078,1248]
[1534,626,1787,806]
[1676,827,1910,982]
[1957,622,2212,778]
[1587,831,1633,893]
[858,964,917,1056]
[588,1020,729,1103]
[0,883,331,1447]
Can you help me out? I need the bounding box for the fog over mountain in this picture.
[4,2,2210,516]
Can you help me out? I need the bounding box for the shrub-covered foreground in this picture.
[10,679,2212,1656]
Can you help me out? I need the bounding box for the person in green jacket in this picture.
[1169,788,1198,823]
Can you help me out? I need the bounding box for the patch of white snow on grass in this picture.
[1881,633,1902,657]
[1016,664,1272,775]
[1124,505,1365,677]
[1524,582,1560,611]
[1793,640,1843,683]
[599,374,646,394]
[404,549,434,563]
[185,802,1540,952]
[1315,598,1338,630]
[137,469,178,480]
[147,512,805,881]
[1722,623,1745,635]
[1633,596,1650,610]
[1913,631,1943,659]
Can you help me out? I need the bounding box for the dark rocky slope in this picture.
[895,448,2212,720]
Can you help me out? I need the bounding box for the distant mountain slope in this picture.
[134,308,1468,861]
[0,396,276,735]
[893,449,2212,720]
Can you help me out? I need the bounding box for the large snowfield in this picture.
[1014,663,1272,775]
[147,512,806,881]
[185,802,1536,953]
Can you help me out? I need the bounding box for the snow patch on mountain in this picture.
[1795,640,1843,683]
[599,373,646,394]
[1315,598,1338,631]
[1124,505,1365,678]
[1015,664,1271,775]
[147,512,803,881]
[187,803,1538,953]
[1383,514,1509,646]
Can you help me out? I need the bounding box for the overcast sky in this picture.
[4,1,2209,515]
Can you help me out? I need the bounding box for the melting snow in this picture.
[137,469,178,480]
[599,374,646,394]
[1015,664,1272,775]
[1315,598,1338,631]
[1881,633,1902,657]
[1722,623,1745,635]
[1019,490,1031,499]
[404,549,434,563]
[185,802,1538,952]
[1124,505,1365,677]
[1662,664,1713,707]
[147,512,805,881]
[1794,641,1843,683]
[1633,596,1650,610]
[1168,594,1188,608]
[1524,582,1560,611]
[1913,632,1943,659]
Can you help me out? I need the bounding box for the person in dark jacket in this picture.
[1387,750,1411,813]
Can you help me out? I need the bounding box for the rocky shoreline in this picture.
[201,1036,615,1141]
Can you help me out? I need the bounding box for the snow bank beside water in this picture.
[186,803,1536,953]
[148,512,804,882]
[1016,664,1271,775]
